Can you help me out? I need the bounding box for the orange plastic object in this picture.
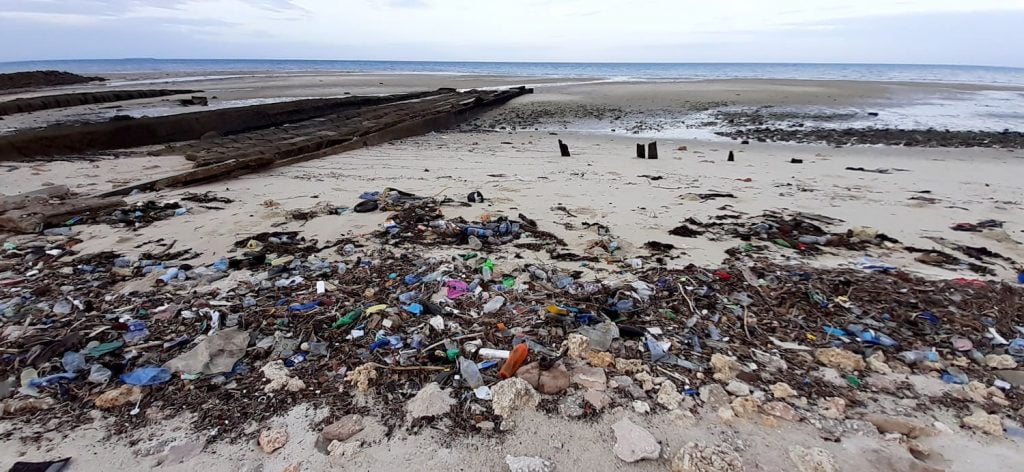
[495,322,507,331]
[499,344,529,379]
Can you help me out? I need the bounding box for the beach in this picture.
[2,71,1023,471]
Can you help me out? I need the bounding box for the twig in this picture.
[367,362,448,372]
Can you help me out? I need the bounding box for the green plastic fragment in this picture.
[846,375,861,389]
[332,309,363,329]
[87,341,124,357]
[446,349,460,361]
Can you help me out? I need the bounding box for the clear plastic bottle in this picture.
[458,357,484,388]
[483,296,505,314]
[897,350,939,364]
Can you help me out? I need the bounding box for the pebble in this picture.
[770,382,797,399]
[584,389,611,410]
[632,400,651,414]
[321,414,364,442]
[730,396,761,418]
[762,401,800,422]
[571,365,607,390]
[656,380,685,410]
[611,418,661,463]
[725,380,751,397]
[814,348,865,371]
[710,354,742,381]
[984,354,1017,369]
[699,384,731,408]
[94,385,144,410]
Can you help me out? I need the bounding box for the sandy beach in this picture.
[1,72,1023,471]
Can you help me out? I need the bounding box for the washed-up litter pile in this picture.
[1,190,1023,451]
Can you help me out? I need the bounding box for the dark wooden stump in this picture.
[636,143,646,159]
[647,142,658,159]
[558,139,570,157]
[728,151,735,162]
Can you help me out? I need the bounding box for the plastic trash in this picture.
[897,350,939,364]
[479,348,511,359]
[158,267,181,284]
[403,303,423,315]
[1018,273,1024,284]
[123,321,150,344]
[483,296,505,314]
[646,336,668,362]
[174,207,188,216]
[458,357,484,388]
[288,301,321,312]
[446,280,469,298]
[398,291,418,303]
[499,343,529,379]
[212,257,229,271]
[120,366,171,385]
[29,372,77,388]
[52,300,73,315]
[88,364,112,383]
[578,322,619,351]
[62,351,86,373]
[1008,338,1024,357]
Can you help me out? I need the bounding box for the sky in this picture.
[1,0,1023,67]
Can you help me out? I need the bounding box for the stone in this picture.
[671,442,743,472]
[907,440,940,462]
[283,463,302,472]
[817,397,846,420]
[611,418,661,463]
[321,414,364,442]
[984,354,1017,369]
[730,396,761,418]
[156,441,206,466]
[615,358,647,374]
[762,401,800,422]
[699,384,731,408]
[516,362,541,389]
[770,382,797,399]
[716,406,736,423]
[710,354,742,381]
[563,334,589,359]
[656,380,685,410]
[961,381,1006,405]
[492,377,540,417]
[263,361,306,393]
[505,455,556,472]
[725,380,750,397]
[258,428,288,454]
[538,363,571,394]
[584,390,611,410]
[815,348,865,371]
[864,414,937,439]
[634,372,655,391]
[866,351,893,374]
[94,385,144,410]
[961,410,1003,436]
[558,393,585,418]
[787,446,838,472]
[571,366,607,390]
[406,382,455,419]
[586,351,615,368]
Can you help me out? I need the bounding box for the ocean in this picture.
[2,59,1024,86]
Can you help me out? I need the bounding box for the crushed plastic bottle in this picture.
[458,357,484,388]
[483,296,505,314]
[898,350,939,364]
[120,366,171,386]
[123,321,150,344]
[61,351,86,373]
[87,364,112,384]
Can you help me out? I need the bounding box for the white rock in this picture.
[611,418,661,463]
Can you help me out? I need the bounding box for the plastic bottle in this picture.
[464,227,494,238]
[458,357,484,388]
[499,343,529,379]
[478,348,511,359]
[555,275,574,289]
[120,366,171,386]
[481,259,494,280]
[87,364,112,383]
[61,351,86,373]
[158,267,180,284]
[483,296,505,314]
[897,350,939,364]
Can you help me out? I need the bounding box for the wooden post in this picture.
[558,139,570,157]
[636,143,645,159]
[728,151,735,162]
[647,142,658,159]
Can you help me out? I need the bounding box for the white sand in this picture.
[2,76,1023,471]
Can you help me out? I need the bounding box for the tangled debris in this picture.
[1,188,1023,452]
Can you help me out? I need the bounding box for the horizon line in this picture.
[1,58,1023,71]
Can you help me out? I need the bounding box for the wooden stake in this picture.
[636,143,645,159]
[558,139,570,157]
[647,142,658,159]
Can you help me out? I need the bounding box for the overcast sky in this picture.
[2,0,1023,67]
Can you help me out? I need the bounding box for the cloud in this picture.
[1,1,1023,66]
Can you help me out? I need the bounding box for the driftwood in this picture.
[636,144,645,159]
[0,185,70,212]
[558,139,571,157]
[0,196,124,233]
